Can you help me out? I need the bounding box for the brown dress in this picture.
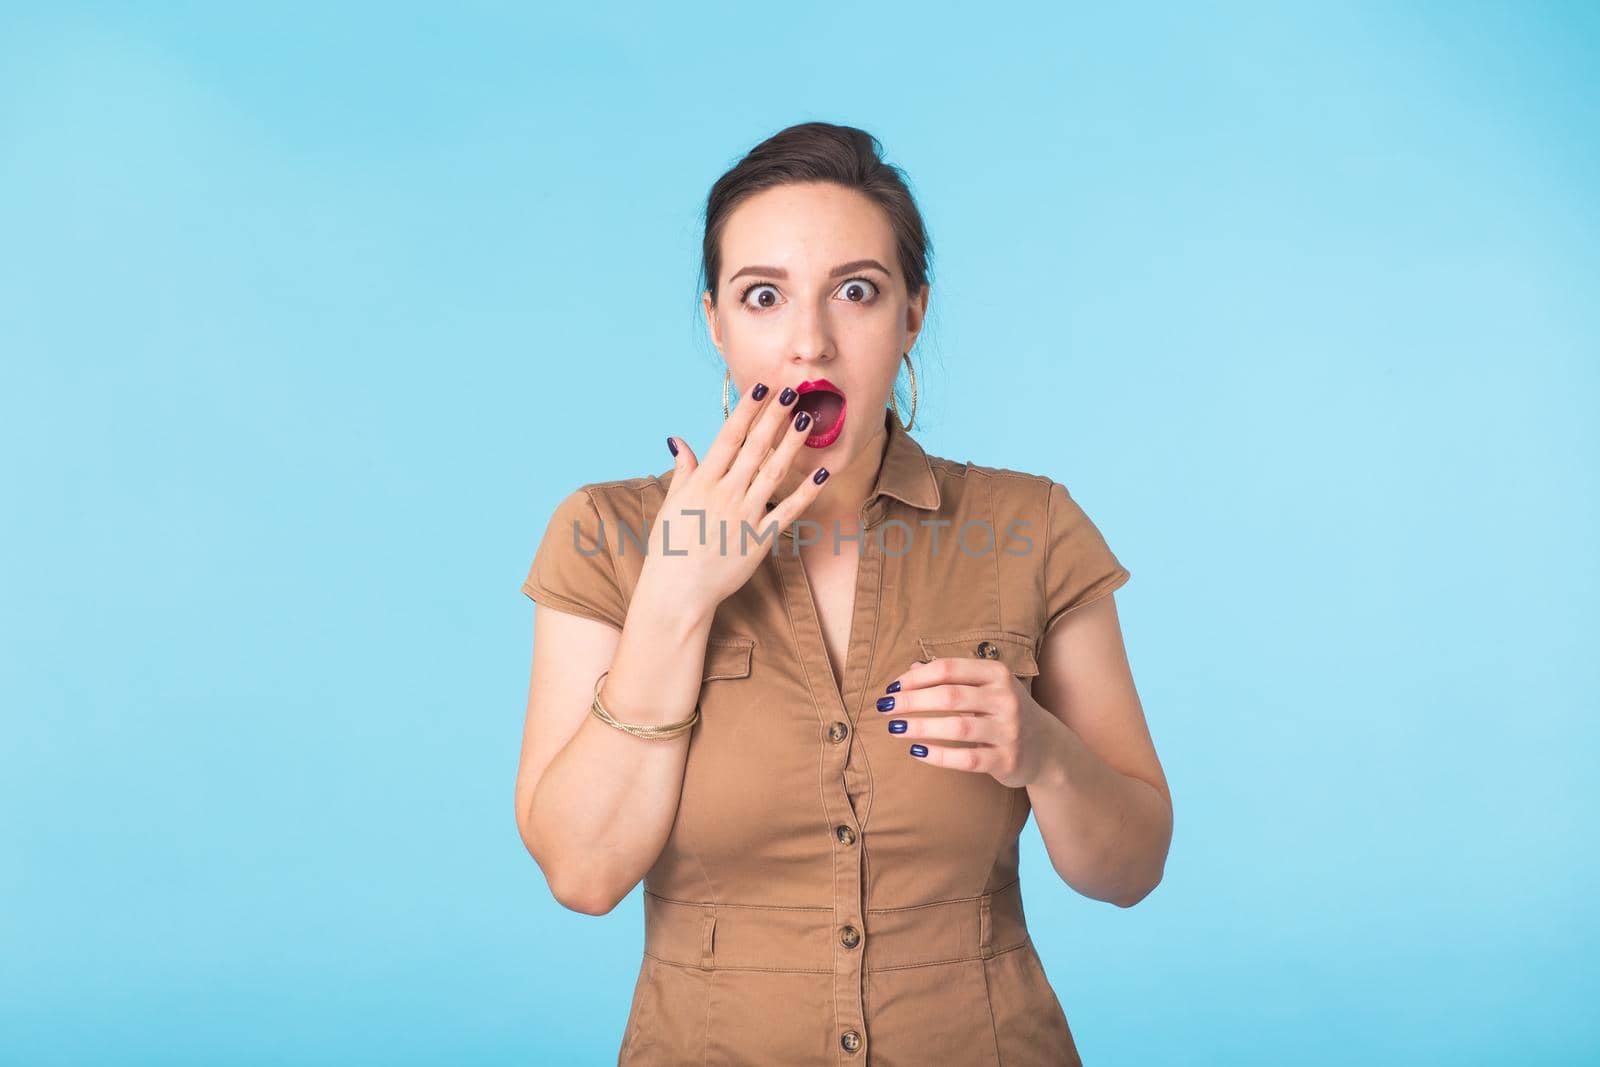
[522,407,1131,1066]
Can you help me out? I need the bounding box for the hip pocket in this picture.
[983,942,1082,1066]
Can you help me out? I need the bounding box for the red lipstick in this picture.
[793,378,847,448]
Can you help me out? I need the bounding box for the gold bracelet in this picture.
[590,669,699,740]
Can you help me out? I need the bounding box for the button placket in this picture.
[775,515,887,1063]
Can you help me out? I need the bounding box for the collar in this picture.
[782,405,941,537]
[655,406,942,539]
[864,403,941,514]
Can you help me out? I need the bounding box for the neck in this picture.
[794,419,889,543]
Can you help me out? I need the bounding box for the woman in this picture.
[515,122,1172,1065]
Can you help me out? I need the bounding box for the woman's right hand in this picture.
[642,380,831,618]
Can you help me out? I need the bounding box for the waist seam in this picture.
[642,876,1022,914]
[641,937,1032,975]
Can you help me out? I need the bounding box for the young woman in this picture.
[515,122,1172,1066]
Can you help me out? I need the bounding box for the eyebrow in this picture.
[728,259,894,284]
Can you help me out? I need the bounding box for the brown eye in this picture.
[741,283,779,309]
[837,278,879,303]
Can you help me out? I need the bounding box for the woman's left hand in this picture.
[878,657,1055,789]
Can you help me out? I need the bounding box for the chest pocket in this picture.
[701,636,755,681]
[917,629,1040,682]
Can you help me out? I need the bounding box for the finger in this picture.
[744,401,821,514]
[875,681,992,719]
[904,742,992,774]
[722,380,803,495]
[763,457,831,539]
[885,710,996,745]
[886,657,1007,695]
[696,378,774,484]
[662,434,698,499]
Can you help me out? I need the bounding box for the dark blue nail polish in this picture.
[666,436,679,456]
[813,467,829,484]
[888,719,907,734]
[779,387,797,405]
[752,382,769,400]
[910,744,928,758]
[885,680,900,694]
[794,410,811,431]
[876,696,895,712]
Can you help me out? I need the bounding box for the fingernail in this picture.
[794,410,811,431]
[778,387,797,405]
[910,744,928,758]
[876,696,894,712]
[888,719,907,734]
[813,468,829,484]
[752,382,769,400]
[885,680,900,694]
[666,436,679,456]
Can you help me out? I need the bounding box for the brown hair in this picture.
[700,122,934,309]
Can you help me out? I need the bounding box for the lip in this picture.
[794,378,847,448]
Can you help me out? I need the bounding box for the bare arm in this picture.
[1025,592,1172,908]
[515,572,715,915]
[513,376,829,914]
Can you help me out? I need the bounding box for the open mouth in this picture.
[794,378,847,448]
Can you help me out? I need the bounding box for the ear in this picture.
[904,283,930,351]
[702,290,723,354]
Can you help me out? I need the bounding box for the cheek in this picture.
[844,312,909,364]
[718,322,783,373]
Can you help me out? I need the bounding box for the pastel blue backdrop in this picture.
[3,3,1595,1064]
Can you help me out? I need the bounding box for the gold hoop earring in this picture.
[888,352,917,431]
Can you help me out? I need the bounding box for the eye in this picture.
[739,281,781,310]
[836,277,880,303]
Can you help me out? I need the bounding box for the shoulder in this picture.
[920,450,1118,562]
[558,467,671,516]
[922,449,1059,519]
[543,468,673,551]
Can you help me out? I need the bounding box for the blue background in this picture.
[3,3,1596,1064]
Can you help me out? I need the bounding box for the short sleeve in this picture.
[520,487,627,630]
[1042,480,1131,632]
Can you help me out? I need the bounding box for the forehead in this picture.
[720,183,896,279]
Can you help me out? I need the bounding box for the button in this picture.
[975,640,999,659]
[839,924,860,948]
[835,824,856,845]
[828,721,849,743]
[841,1030,862,1053]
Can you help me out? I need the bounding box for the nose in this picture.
[787,301,835,367]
